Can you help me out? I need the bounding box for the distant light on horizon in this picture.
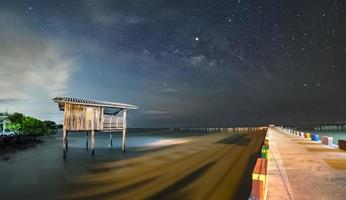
[146,139,189,147]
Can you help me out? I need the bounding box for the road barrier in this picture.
[251,134,269,200]
[338,140,346,151]
[251,179,265,200]
[311,134,320,141]
[178,127,267,133]
[277,126,346,150]
[304,133,311,139]
[321,136,333,146]
[264,139,269,145]
[251,158,268,200]
[261,145,269,159]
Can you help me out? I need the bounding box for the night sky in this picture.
[0,0,346,127]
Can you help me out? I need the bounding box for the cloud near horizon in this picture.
[0,31,77,102]
[142,110,169,115]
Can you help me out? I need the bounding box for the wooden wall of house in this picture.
[64,103,104,131]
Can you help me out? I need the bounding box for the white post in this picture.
[122,109,127,152]
[3,120,5,135]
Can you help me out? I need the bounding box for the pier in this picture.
[267,127,346,200]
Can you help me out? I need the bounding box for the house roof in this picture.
[53,97,138,111]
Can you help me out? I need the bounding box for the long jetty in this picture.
[261,127,346,200]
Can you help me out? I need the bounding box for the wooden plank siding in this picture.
[63,103,104,131]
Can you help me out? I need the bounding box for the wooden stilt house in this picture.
[53,97,138,157]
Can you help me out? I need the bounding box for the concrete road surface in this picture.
[268,127,346,200]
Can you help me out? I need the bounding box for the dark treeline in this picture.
[1,112,58,159]
[1,112,58,136]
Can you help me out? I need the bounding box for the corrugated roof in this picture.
[53,97,138,110]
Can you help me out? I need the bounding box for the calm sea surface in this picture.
[0,130,203,199]
[0,132,183,199]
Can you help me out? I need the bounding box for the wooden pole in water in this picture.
[122,109,127,152]
[66,131,68,151]
[63,103,67,158]
[110,133,113,147]
[91,117,95,155]
[85,131,88,151]
[63,128,67,157]
[91,129,95,155]
[109,115,113,147]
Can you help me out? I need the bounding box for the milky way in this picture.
[0,0,345,127]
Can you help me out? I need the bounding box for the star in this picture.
[1,0,345,128]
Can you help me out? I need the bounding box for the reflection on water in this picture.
[0,130,264,200]
[66,132,169,149]
[0,131,179,200]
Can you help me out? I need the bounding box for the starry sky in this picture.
[0,0,346,127]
